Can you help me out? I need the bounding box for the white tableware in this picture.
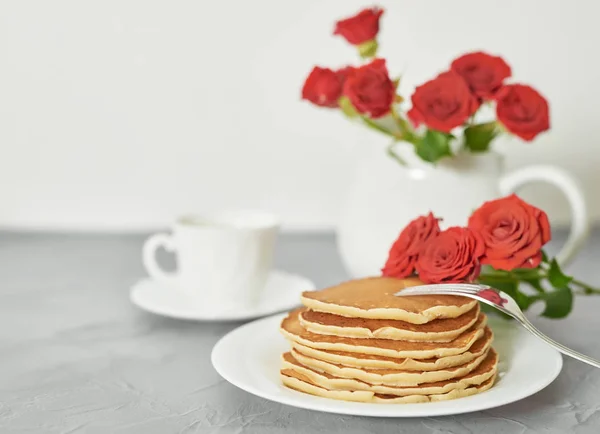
[130,271,315,321]
[211,313,563,417]
[143,210,279,311]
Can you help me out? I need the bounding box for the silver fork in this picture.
[395,283,600,369]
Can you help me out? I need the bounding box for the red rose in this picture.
[495,84,550,141]
[382,213,441,278]
[408,71,479,133]
[301,67,343,108]
[343,58,394,118]
[450,51,511,100]
[334,7,384,45]
[468,194,551,270]
[336,66,356,84]
[416,227,485,283]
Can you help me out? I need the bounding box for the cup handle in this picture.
[143,233,177,285]
[498,165,589,267]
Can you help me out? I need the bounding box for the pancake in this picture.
[281,348,498,396]
[290,326,493,371]
[281,369,496,404]
[301,277,477,323]
[291,346,488,386]
[299,304,480,342]
[280,308,487,359]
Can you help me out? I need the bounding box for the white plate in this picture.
[130,270,315,321]
[211,313,563,417]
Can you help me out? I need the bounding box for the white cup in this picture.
[143,210,279,310]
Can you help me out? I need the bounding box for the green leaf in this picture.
[510,268,544,280]
[357,39,378,58]
[538,285,573,319]
[522,278,545,293]
[548,259,573,288]
[541,250,549,263]
[339,96,358,118]
[478,278,517,296]
[415,130,452,163]
[514,287,536,311]
[537,259,574,318]
[464,122,498,152]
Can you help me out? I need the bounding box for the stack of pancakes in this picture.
[279,277,498,403]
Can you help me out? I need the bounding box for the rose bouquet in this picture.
[382,195,598,318]
[302,6,550,164]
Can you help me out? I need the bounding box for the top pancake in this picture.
[301,277,477,323]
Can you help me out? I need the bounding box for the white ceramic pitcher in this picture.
[337,150,589,278]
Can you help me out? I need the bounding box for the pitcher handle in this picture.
[499,165,589,267]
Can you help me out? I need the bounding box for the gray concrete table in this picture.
[1,230,600,433]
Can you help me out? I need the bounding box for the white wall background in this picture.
[1,0,599,231]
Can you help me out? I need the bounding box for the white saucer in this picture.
[211,313,563,417]
[130,270,315,321]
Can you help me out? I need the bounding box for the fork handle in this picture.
[517,316,600,369]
